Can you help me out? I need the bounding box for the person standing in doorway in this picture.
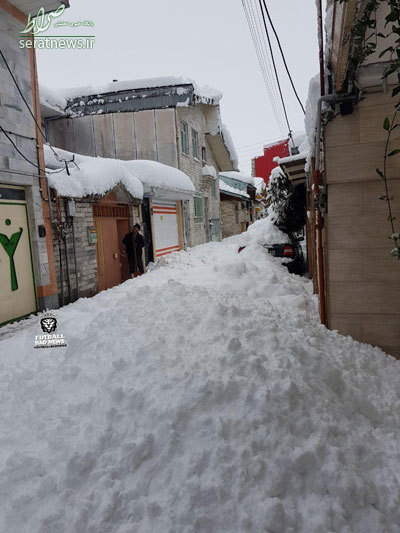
[122,223,145,277]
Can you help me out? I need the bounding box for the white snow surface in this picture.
[253,177,266,195]
[56,76,223,105]
[304,74,321,161]
[1,218,400,532]
[44,145,194,199]
[219,179,250,199]
[39,84,67,115]
[202,165,218,179]
[220,171,255,186]
[221,123,239,170]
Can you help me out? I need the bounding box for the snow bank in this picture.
[44,146,195,199]
[58,76,223,106]
[219,179,250,199]
[1,218,400,532]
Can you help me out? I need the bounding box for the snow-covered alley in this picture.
[1,218,400,533]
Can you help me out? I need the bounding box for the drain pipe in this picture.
[314,94,336,325]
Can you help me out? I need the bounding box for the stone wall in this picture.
[220,196,251,238]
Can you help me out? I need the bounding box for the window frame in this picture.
[194,195,203,221]
[192,128,199,160]
[180,121,189,156]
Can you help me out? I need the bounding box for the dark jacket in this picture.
[123,232,145,273]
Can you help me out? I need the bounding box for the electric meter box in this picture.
[87,226,97,244]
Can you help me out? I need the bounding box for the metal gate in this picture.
[152,199,180,259]
[0,185,36,325]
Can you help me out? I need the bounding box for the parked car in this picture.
[238,234,305,275]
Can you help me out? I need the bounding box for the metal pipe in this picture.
[71,219,79,300]
[317,0,325,97]
[63,231,72,304]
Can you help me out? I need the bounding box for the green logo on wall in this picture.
[0,220,23,291]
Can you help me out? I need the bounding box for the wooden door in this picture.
[95,218,121,290]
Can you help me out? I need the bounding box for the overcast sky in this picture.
[37,0,322,174]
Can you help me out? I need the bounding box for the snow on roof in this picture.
[202,165,218,179]
[44,145,194,199]
[275,131,311,170]
[304,73,321,160]
[122,160,195,195]
[253,177,266,194]
[219,170,255,187]
[56,76,223,105]
[39,84,67,116]
[221,124,239,170]
[219,179,249,199]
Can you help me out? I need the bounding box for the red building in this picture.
[252,138,289,186]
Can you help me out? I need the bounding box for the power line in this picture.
[257,0,294,145]
[242,0,287,137]
[0,125,67,175]
[0,48,61,161]
[261,0,305,114]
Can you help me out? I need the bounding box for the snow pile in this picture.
[304,74,321,160]
[1,218,400,532]
[44,146,195,199]
[202,165,218,179]
[58,76,223,106]
[253,176,266,195]
[45,145,143,199]
[221,123,239,170]
[122,160,195,195]
[220,170,255,187]
[219,179,250,199]
[39,84,67,116]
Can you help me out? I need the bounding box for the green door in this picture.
[0,188,37,325]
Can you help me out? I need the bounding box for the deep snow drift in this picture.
[1,219,400,533]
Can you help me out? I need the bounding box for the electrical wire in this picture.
[0,48,61,161]
[242,0,287,137]
[261,0,305,114]
[257,0,294,145]
[0,125,68,175]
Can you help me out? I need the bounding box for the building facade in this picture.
[43,78,238,248]
[0,1,68,325]
[309,0,400,357]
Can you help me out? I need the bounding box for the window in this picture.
[194,195,203,220]
[201,146,207,163]
[192,129,199,159]
[235,204,239,224]
[212,179,217,198]
[180,121,189,155]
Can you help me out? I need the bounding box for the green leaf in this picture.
[376,168,384,178]
[388,149,400,156]
[379,46,394,58]
[384,117,391,130]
